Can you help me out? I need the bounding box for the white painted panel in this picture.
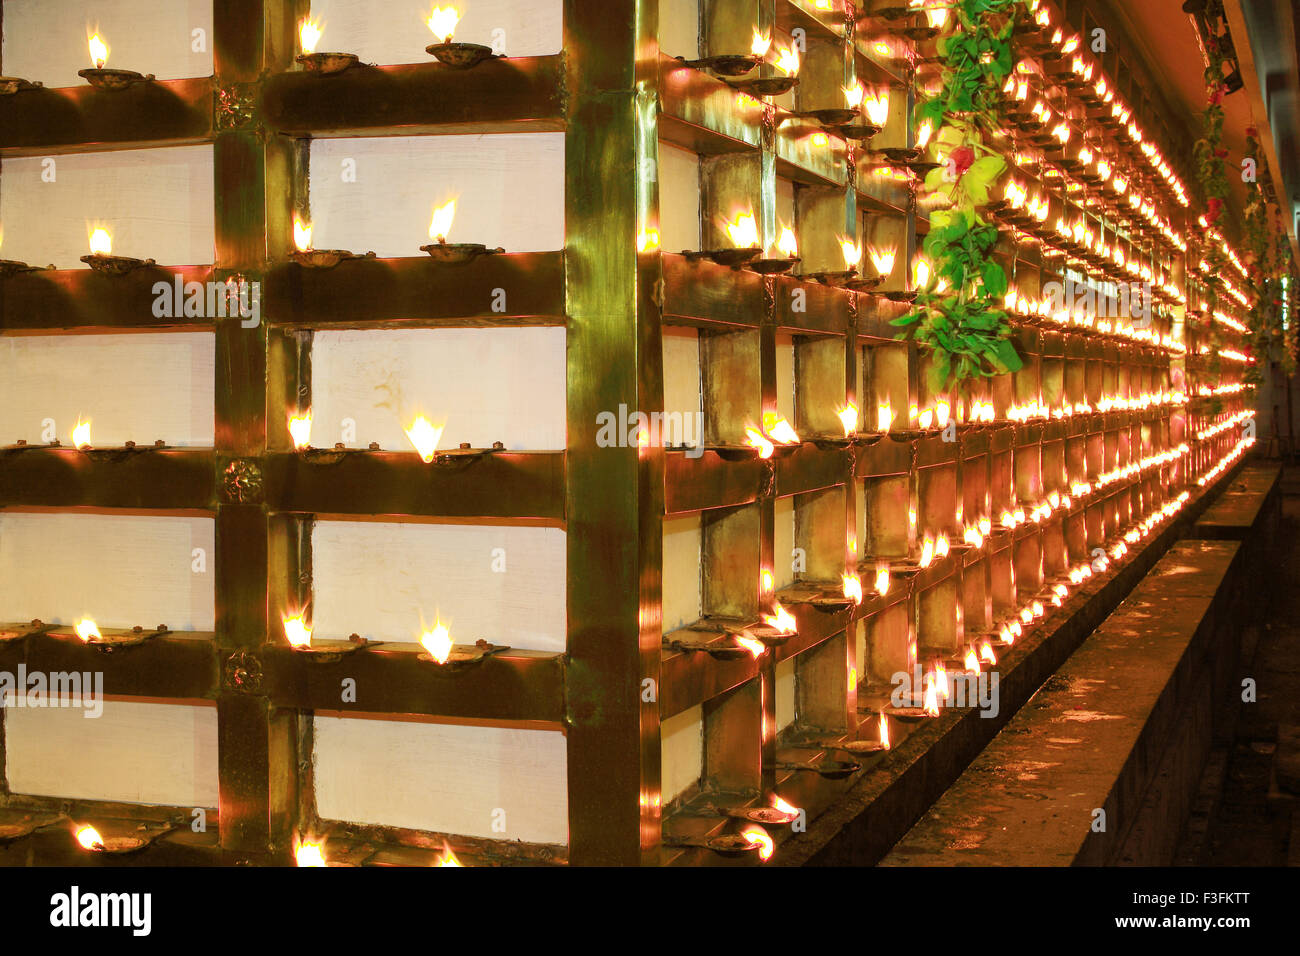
[0,146,215,269]
[661,704,702,802]
[312,519,566,652]
[658,141,700,253]
[663,326,701,425]
[0,333,214,447]
[776,333,795,423]
[0,513,215,631]
[774,494,795,588]
[662,513,701,631]
[308,0,562,64]
[308,134,564,257]
[776,656,795,730]
[659,0,699,59]
[6,700,219,808]
[0,0,213,88]
[313,714,568,844]
[310,328,566,451]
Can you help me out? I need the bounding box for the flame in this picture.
[744,426,774,459]
[293,216,312,253]
[760,569,774,593]
[761,411,799,445]
[428,199,457,242]
[915,119,933,149]
[922,673,940,716]
[88,33,109,70]
[288,411,312,450]
[839,238,861,270]
[751,28,772,58]
[742,826,775,861]
[842,574,863,605]
[283,613,312,648]
[405,415,445,462]
[874,563,890,596]
[934,533,949,558]
[878,713,891,749]
[71,418,92,449]
[735,632,765,658]
[934,660,950,699]
[763,603,797,634]
[296,841,326,866]
[75,825,105,851]
[919,537,934,568]
[869,246,896,278]
[918,408,933,430]
[979,641,997,664]
[844,83,865,109]
[88,227,112,256]
[74,618,101,642]
[835,401,858,437]
[964,647,980,673]
[426,5,461,43]
[725,211,759,249]
[299,18,324,54]
[439,844,463,866]
[935,400,950,428]
[863,90,890,127]
[420,621,454,663]
[773,795,800,816]
[877,401,893,433]
[774,44,800,75]
[775,225,798,258]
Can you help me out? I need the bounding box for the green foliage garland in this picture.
[891,0,1032,391]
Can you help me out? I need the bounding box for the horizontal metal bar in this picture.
[0,265,216,333]
[263,252,564,328]
[0,78,214,154]
[659,639,759,720]
[665,450,763,513]
[264,450,566,520]
[662,253,766,329]
[0,630,220,700]
[262,643,567,723]
[261,57,567,137]
[775,443,851,497]
[0,448,216,510]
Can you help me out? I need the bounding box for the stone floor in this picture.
[1175,462,1300,866]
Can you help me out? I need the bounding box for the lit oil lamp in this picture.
[81,225,154,275]
[743,425,775,459]
[295,17,359,75]
[725,795,802,827]
[677,27,769,77]
[295,839,327,866]
[288,214,373,269]
[283,612,378,662]
[78,33,152,90]
[842,573,863,605]
[874,563,891,596]
[834,83,882,140]
[420,198,504,263]
[746,223,800,275]
[685,209,762,268]
[426,5,498,69]
[0,75,42,95]
[415,619,508,668]
[53,616,166,652]
[876,400,894,433]
[71,418,92,450]
[761,602,798,636]
[727,37,799,98]
[761,411,799,446]
[74,823,153,854]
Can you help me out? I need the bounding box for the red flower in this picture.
[1209,86,1224,106]
[1206,198,1224,223]
[950,146,975,177]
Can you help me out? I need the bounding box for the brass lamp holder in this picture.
[426,42,499,70]
[296,52,360,75]
[78,68,153,91]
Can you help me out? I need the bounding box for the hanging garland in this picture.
[1193,35,1230,252]
[891,0,1030,390]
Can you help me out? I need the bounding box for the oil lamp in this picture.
[81,225,154,275]
[295,17,359,75]
[874,563,891,596]
[283,612,379,662]
[71,419,92,450]
[295,840,327,866]
[426,5,498,69]
[78,33,152,90]
[676,27,768,77]
[760,602,798,636]
[416,620,507,668]
[0,226,51,279]
[746,224,799,275]
[0,75,42,94]
[832,83,881,141]
[685,209,762,268]
[404,415,445,461]
[761,410,799,445]
[420,198,504,263]
[54,616,166,652]
[743,425,775,459]
[876,400,893,433]
[837,401,859,437]
[727,38,799,98]
[842,573,863,605]
[287,214,373,269]
[74,823,154,854]
[288,411,312,450]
